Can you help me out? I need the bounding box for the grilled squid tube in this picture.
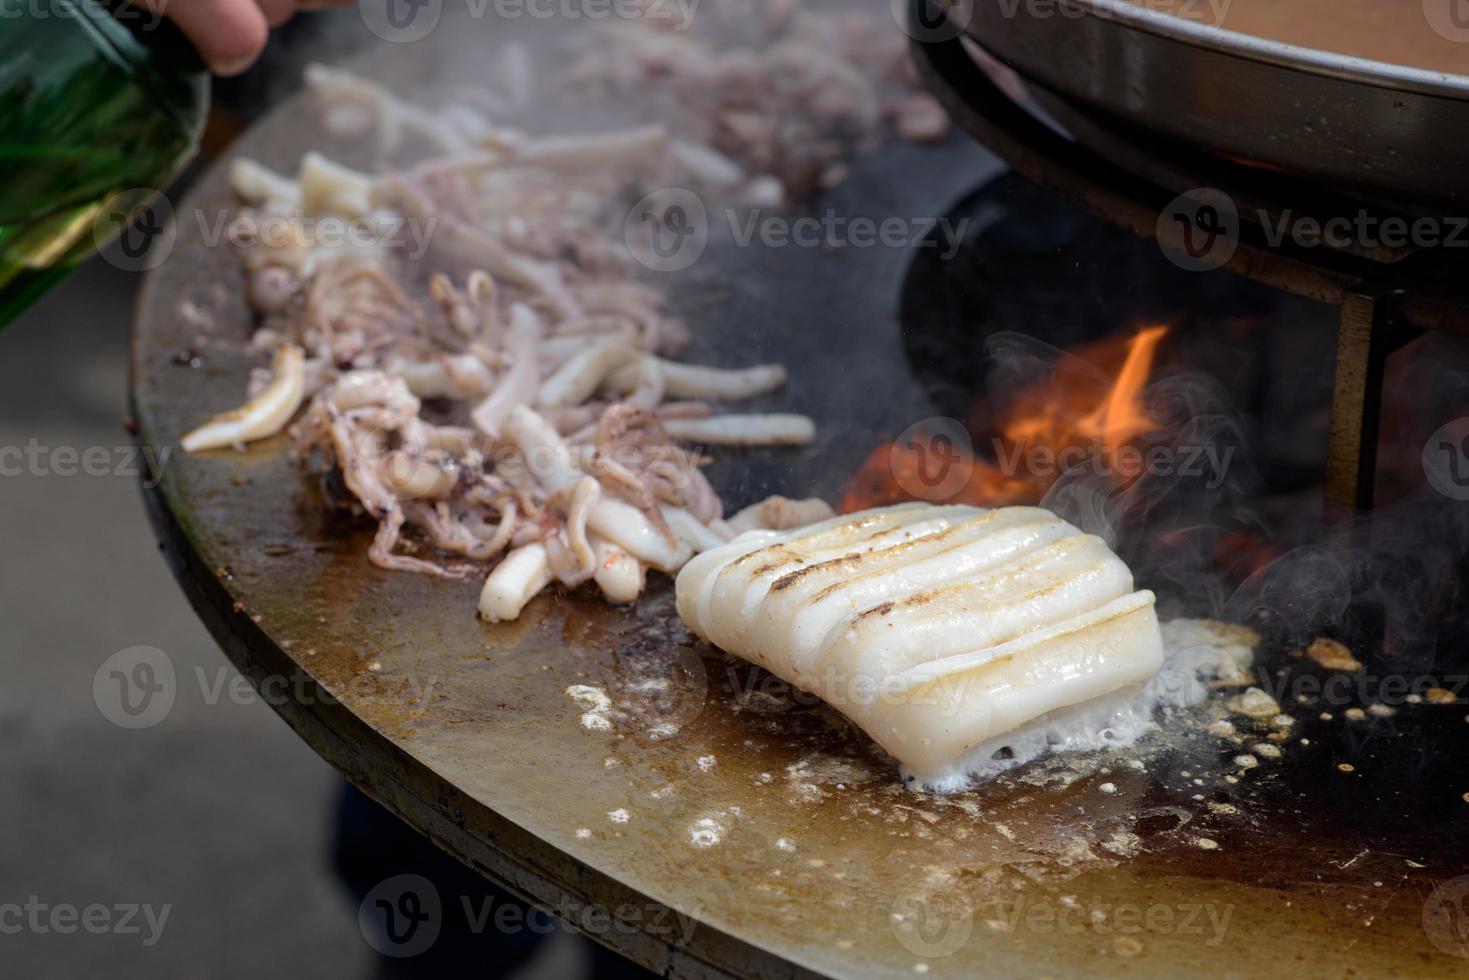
[675,504,1165,791]
[479,543,553,622]
[592,537,643,604]
[502,405,693,572]
[182,345,307,452]
[660,414,815,446]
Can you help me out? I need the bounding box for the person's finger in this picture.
[152,0,271,76]
[254,0,297,28]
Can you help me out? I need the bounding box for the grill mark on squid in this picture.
[768,516,986,593]
[674,504,1165,787]
[803,516,1061,606]
[840,567,1104,667]
[899,573,1085,617]
[891,592,1156,692]
[728,508,934,578]
[825,545,1116,672]
[887,547,1103,615]
[729,516,885,566]
[729,543,795,570]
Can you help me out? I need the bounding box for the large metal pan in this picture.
[942,0,1469,204]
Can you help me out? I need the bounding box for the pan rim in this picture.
[1034,0,1469,100]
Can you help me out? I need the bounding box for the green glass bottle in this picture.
[0,0,207,326]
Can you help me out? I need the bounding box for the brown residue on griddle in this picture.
[1227,687,1281,719]
[1301,637,1363,672]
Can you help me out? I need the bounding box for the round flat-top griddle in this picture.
[132,25,1469,979]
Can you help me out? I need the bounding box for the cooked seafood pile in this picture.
[181,2,945,620]
[675,504,1167,789]
[560,0,949,199]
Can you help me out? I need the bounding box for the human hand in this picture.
[145,0,358,76]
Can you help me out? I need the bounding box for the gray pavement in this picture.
[0,258,377,977]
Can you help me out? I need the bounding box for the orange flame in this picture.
[1076,324,1169,447]
[841,324,1170,512]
